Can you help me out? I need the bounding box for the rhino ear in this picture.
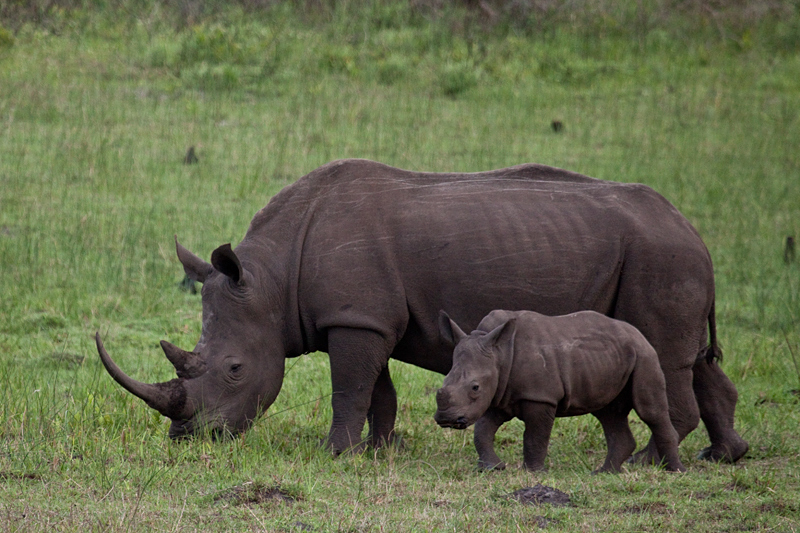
[439,311,468,346]
[211,243,244,284]
[175,236,213,283]
[482,318,517,358]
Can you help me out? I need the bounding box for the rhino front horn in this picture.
[96,333,188,420]
[160,340,207,379]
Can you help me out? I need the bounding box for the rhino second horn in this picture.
[96,333,188,419]
[160,340,207,379]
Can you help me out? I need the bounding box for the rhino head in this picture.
[96,238,286,439]
[434,312,516,430]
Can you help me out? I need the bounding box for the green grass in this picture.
[1,2,800,531]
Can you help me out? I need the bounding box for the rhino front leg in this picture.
[693,358,749,462]
[518,401,556,471]
[326,327,392,455]
[474,408,512,471]
[366,365,398,448]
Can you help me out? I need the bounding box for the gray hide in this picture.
[97,158,747,462]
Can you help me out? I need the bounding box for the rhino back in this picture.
[244,160,709,373]
[505,311,641,415]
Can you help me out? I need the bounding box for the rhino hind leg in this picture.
[629,355,687,472]
[592,398,637,474]
[693,358,749,462]
[366,365,399,448]
[614,290,703,464]
[326,327,394,455]
[614,271,747,464]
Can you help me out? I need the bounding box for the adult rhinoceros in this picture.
[96,158,748,463]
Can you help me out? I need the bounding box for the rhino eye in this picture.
[471,384,480,392]
[230,363,242,373]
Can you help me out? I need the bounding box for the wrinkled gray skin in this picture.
[435,310,687,473]
[96,158,747,462]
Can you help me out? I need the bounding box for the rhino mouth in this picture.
[168,415,241,441]
[168,419,195,440]
[434,413,470,430]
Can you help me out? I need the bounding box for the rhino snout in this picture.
[435,388,449,406]
[434,410,470,430]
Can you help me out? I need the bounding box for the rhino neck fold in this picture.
[239,205,311,358]
[492,343,515,410]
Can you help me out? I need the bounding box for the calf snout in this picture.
[434,411,469,429]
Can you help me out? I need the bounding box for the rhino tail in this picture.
[699,298,723,364]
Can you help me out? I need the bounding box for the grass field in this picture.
[1,1,800,531]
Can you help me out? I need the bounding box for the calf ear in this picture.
[211,243,244,284]
[175,236,213,283]
[439,311,468,345]
[483,318,517,358]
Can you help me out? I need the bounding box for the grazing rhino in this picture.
[96,158,747,463]
[435,310,686,473]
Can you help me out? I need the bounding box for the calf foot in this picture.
[522,461,547,472]
[665,461,687,473]
[628,442,661,466]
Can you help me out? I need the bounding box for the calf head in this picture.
[97,238,286,439]
[434,312,516,429]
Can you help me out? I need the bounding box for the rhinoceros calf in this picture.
[435,310,687,473]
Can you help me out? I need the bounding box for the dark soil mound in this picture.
[508,484,571,507]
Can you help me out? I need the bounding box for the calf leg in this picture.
[614,277,705,464]
[593,399,637,473]
[629,365,698,466]
[366,365,398,448]
[326,327,393,455]
[473,408,512,471]
[518,401,557,471]
[693,357,749,462]
[632,354,687,472]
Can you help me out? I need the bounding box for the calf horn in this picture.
[96,333,188,420]
[160,340,207,379]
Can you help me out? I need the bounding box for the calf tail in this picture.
[699,298,723,364]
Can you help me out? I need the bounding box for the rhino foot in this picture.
[592,465,623,475]
[697,439,749,463]
[477,460,506,472]
[628,447,660,466]
[370,433,405,451]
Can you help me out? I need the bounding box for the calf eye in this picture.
[472,384,480,392]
